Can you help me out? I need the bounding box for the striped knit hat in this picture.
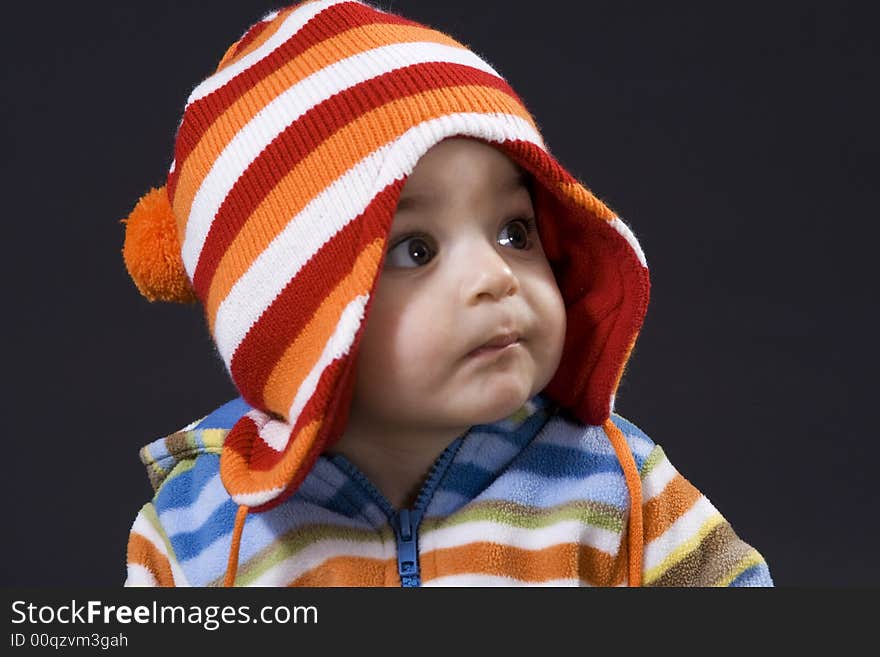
[122,0,650,514]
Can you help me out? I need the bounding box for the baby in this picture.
[122,0,773,586]
[333,136,567,512]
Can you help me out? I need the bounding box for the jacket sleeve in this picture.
[124,417,228,587]
[638,444,774,587]
[124,502,186,587]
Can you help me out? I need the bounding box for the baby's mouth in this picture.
[467,334,523,358]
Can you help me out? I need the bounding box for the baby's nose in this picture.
[460,243,519,303]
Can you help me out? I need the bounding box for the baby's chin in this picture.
[357,367,543,429]
[441,383,536,427]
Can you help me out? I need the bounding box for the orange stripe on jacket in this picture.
[289,555,394,586]
[127,533,175,587]
[643,472,702,542]
[421,541,626,586]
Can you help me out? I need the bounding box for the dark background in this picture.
[2,0,877,586]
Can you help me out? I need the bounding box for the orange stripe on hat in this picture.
[204,83,533,329]
[168,2,416,203]
[171,22,465,233]
[557,180,616,223]
[214,5,300,74]
[190,60,513,304]
[228,181,402,412]
[261,238,385,415]
[221,413,322,501]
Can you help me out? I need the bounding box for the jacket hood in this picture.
[122,0,650,519]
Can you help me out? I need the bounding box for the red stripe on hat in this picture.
[168,2,414,201]
[237,315,363,513]
[230,14,275,57]
[191,61,519,299]
[229,178,404,412]
[221,347,352,500]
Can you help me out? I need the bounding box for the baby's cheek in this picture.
[534,278,568,363]
[397,310,453,371]
[552,290,568,347]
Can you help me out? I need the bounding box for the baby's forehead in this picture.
[394,166,532,214]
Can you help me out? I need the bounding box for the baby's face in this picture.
[350,137,567,432]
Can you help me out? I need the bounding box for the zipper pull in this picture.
[396,508,420,584]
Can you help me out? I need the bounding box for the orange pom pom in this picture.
[121,186,198,303]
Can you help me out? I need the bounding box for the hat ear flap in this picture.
[121,185,197,304]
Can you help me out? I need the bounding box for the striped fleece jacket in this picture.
[124,392,773,586]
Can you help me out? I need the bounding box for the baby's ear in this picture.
[121,185,198,304]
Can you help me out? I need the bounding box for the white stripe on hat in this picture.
[255,415,297,452]
[212,111,545,366]
[181,41,504,276]
[185,0,352,108]
[609,216,648,268]
[230,485,288,508]
[286,295,369,424]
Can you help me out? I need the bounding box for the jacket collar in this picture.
[140,391,560,517]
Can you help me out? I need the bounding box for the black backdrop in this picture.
[2,0,877,587]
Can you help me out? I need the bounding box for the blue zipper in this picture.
[330,437,464,587]
[394,508,420,587]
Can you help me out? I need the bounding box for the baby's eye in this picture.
[498,217,535,250]
[385,217,537,269]
[386,235,435,268]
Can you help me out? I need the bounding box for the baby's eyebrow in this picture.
[396,169,529,213]
[394,191,439,214]
[509,169,530,191]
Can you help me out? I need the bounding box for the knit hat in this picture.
[122,0,650,517]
